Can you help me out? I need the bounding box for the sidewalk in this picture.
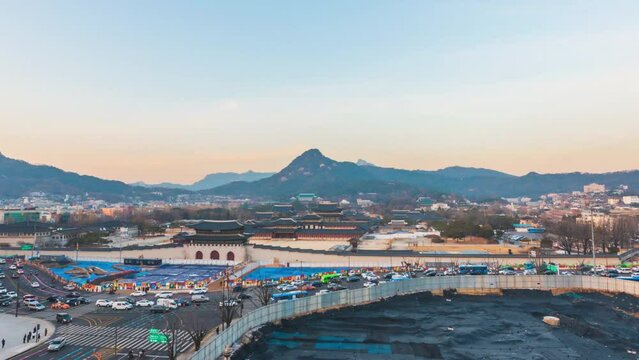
[0,313,55,359]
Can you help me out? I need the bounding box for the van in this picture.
[112,301,133,310]
[156,298,177,309]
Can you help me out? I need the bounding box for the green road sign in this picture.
[148,329,168,344]
[21,244,33,251]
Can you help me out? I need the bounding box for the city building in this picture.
[583,183,606,193]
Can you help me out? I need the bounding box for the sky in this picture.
[1,1,638,184]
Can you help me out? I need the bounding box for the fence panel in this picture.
[192,275,639,359]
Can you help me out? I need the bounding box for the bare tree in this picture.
[181,309,209,351]
[218,301,239,329]
[252,285,273,307]
[160,318,181,360]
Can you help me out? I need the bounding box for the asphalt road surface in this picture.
[2,262,259,360]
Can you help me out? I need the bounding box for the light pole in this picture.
[591,220,596,269]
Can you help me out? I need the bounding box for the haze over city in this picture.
[1,1,639,183]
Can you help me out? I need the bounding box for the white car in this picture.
[189,288,207,295]
[95,299,113,307]
[47,337,66,352]
[155,291,174,299]
[291,280,305,286]
[63,284,76,291]
[6,291,17,298]
[363,281,377,288]
[131,291,147,297]
[277,284,297,292]
[0,273,5,279]
[135,299,154,307]
[219,299,238,307]
[315,289,330,296]
[31,282,40,288]
[9,265,16,270]
[17,269,24,274]
[191,295,210,303]
[112,301,133,310]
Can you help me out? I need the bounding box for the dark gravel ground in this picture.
[236,290,639,360]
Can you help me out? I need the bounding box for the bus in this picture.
[271,290,309,302]
[458,264,488,275]
[321,273,341,283]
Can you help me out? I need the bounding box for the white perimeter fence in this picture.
[191,275,639,360]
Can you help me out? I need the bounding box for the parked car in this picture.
[311,281,323,287]
[66,292,81,298]
[347,276,360,282]
[150,305,170,313]
[189,288,207,295]
[131,290,147,297]
[112,301,133,310]
[63,284,76,291]
[9,265,16,270]
[327,283,346,291]
[316,289,330,296]
[47,337,66,351]
[47,296,64,303]
[499,269,517,276]
[135,299,154,307]
[0,300,11,307]
[0,273,5,279]
[6,291,17,298]
[176,298,191,307]
[363,281,377,288]
[17,269,24,274]
[27,302,46,311]
[56,313,73,324]
[237,293,252,300]
[65,298,81,307]
[154,291,174,299]
[95,299,113,307]
[11,273,19,279]
[31,282,40,288]
[51,302,70,310]
[192,295,210,303]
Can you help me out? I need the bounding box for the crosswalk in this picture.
[55,325,193,353]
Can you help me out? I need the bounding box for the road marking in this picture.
[54,325,192,353]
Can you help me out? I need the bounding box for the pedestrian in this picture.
[216,327,220,335]
[33,326,36,333]
[44,328,48,336]
[2,338,5,348]
[37,333,40,342]
[23,334,26,343]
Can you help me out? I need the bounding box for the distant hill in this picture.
[3,149,638,201]
[209,149,639,200]
[133,171,274,191]
[0,152,174,201]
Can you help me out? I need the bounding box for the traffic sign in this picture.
[21,244,33,250]
[148,329,168,344]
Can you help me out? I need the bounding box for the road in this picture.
[1,261,257,360]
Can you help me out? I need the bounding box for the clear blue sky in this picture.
[1,1,638,183]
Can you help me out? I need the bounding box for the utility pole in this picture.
[591,220,596,269]
[15,275,20,318]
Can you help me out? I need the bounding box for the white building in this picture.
[622,196,639,205]
[583,183,606,193]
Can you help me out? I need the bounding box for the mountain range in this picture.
[132,171,274,191]
[208,149,639,199]
[0,152,170,201]
[1,149,638,201]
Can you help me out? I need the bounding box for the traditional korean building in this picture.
[183,220,248,262]
[313,202,342,222]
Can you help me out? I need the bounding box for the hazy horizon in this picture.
[1,1,638,183]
